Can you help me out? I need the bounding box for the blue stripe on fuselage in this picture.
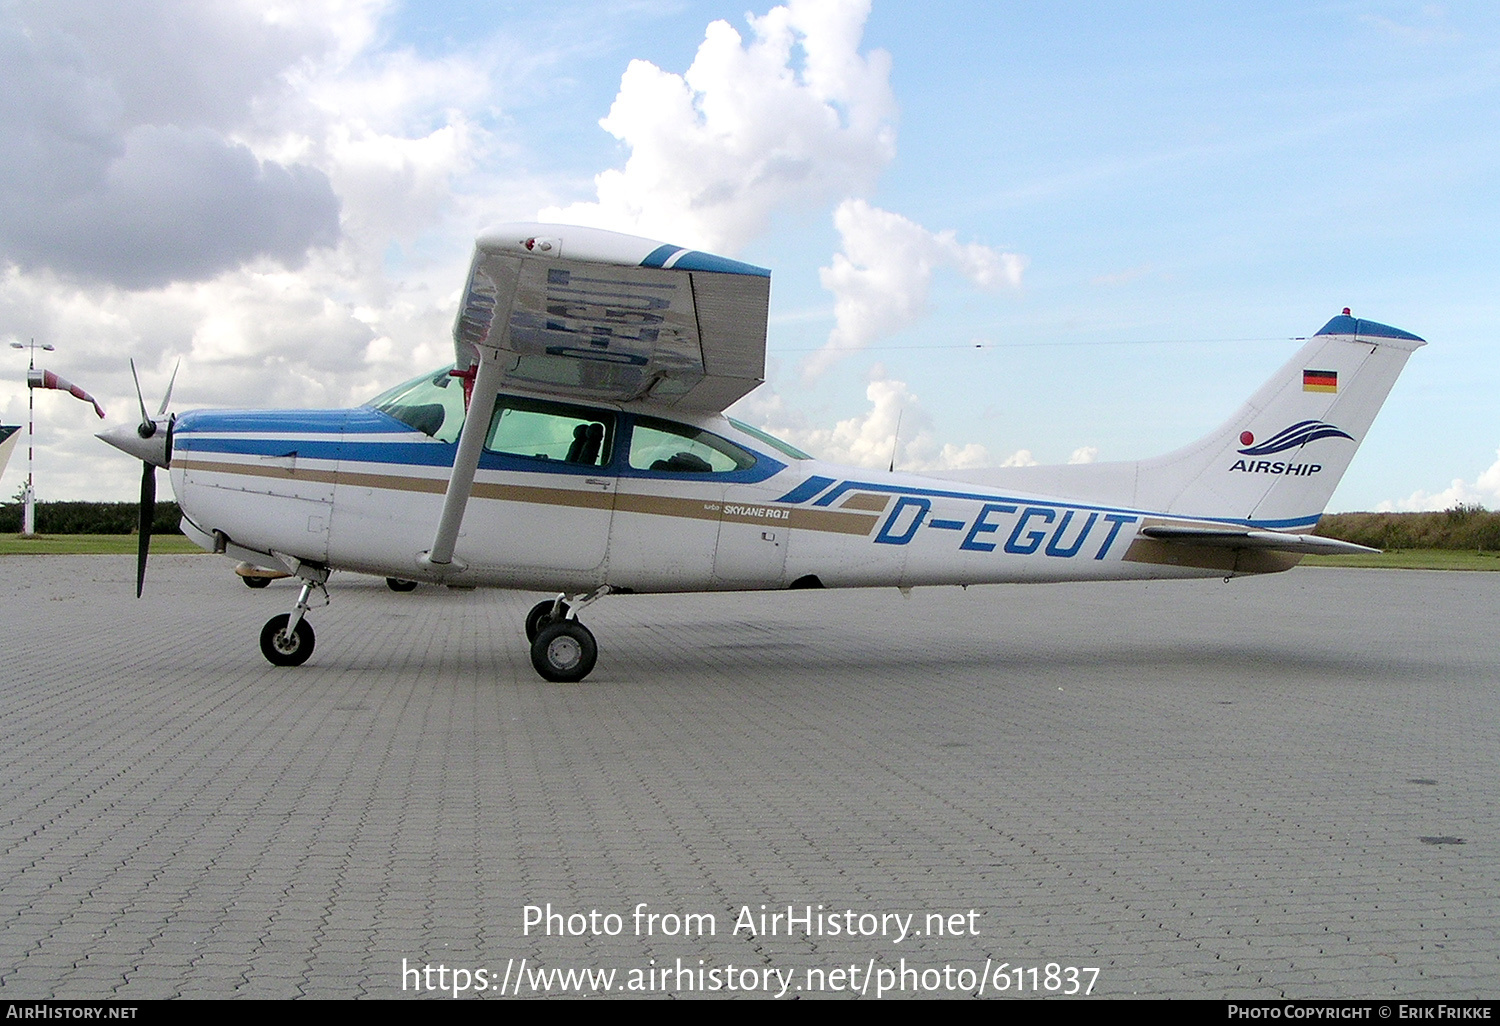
[173,407,787,483]
[175,409,366,434]
[796,476,1320,532]
[178,435,459,467]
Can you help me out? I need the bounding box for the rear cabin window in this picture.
[628,418,757,474]
[485,397,615,467]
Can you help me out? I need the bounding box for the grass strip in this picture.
[1301,550,1500,571]
[0,534,205,555]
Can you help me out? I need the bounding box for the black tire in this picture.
[260,614,316,667]
[386,578,419,592]
[530,620,597,683]
[243,575,271,589]
[525,598,570,643]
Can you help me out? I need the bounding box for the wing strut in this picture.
[420,347,508,571]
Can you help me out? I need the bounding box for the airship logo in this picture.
[1237,420,1354,456]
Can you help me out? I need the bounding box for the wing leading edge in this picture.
[454,224,770,412]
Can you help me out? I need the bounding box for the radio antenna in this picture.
[889,409,903,473]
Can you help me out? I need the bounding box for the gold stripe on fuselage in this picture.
[838,492,891,512]
[175,457,879,536]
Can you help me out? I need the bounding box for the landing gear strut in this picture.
[526,587,609,682]
[259,562,329,667]
[525,596,570,642]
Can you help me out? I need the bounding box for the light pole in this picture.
[10,339,55,536]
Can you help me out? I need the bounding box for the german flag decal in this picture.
[1303,369,1338,393]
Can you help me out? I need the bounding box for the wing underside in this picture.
[454,225,770,412]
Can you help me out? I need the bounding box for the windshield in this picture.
[366,366,466,443]
[728,418,811,460]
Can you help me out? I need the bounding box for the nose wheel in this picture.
[258,565,328,667]
[260,614,316,666]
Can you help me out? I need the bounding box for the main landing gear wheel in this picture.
[525,598,570,643]
[260,613,316,667]
[243,575,271,589]
[386,578,419,592]
[531,620,596,683]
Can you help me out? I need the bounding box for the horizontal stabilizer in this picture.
[1140,525,1379,556]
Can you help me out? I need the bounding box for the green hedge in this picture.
[1317,506,1500,551]
[0,501,183,535]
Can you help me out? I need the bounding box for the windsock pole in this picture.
[8,339,51,536]
[24,359,32,536]
[10,338,104,536]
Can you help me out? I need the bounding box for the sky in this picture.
[0,0,1495,512]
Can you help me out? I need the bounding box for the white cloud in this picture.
[0,1,355,288]
[1377,448,1500,511]
[534,1,1022,385]
[1067,446,1098,464]
[0,0,501,289]
[805,199,1026,377]
[731,365,990,472]
[538,0,896,253]
[0,0,504,500]
[0,0,1031,502]
[1360,6,1461,45]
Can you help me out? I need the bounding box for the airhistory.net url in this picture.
[401,957,1099,998]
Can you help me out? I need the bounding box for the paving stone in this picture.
[0,556,1494,998]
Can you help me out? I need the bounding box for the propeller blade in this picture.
[137,461,155,598]
[129,359,152,434]
[156,359,179,417]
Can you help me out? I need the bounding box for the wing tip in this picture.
[476,223,770,277]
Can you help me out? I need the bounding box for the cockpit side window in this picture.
[366,366,467,443]
[485,396,615,467]
[628,417,757,474]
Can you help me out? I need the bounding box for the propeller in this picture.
[137,457,155,598]
[97,359,178,597]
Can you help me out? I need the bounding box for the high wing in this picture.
[423,224,770,571]
[453,223,771,412]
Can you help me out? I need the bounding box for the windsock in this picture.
[27,368,105,419]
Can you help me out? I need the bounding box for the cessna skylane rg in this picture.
[99,224,1422,682]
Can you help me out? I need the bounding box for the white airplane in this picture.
[99,224,1422,682]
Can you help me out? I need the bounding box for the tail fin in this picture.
[1138,313,1424,527]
